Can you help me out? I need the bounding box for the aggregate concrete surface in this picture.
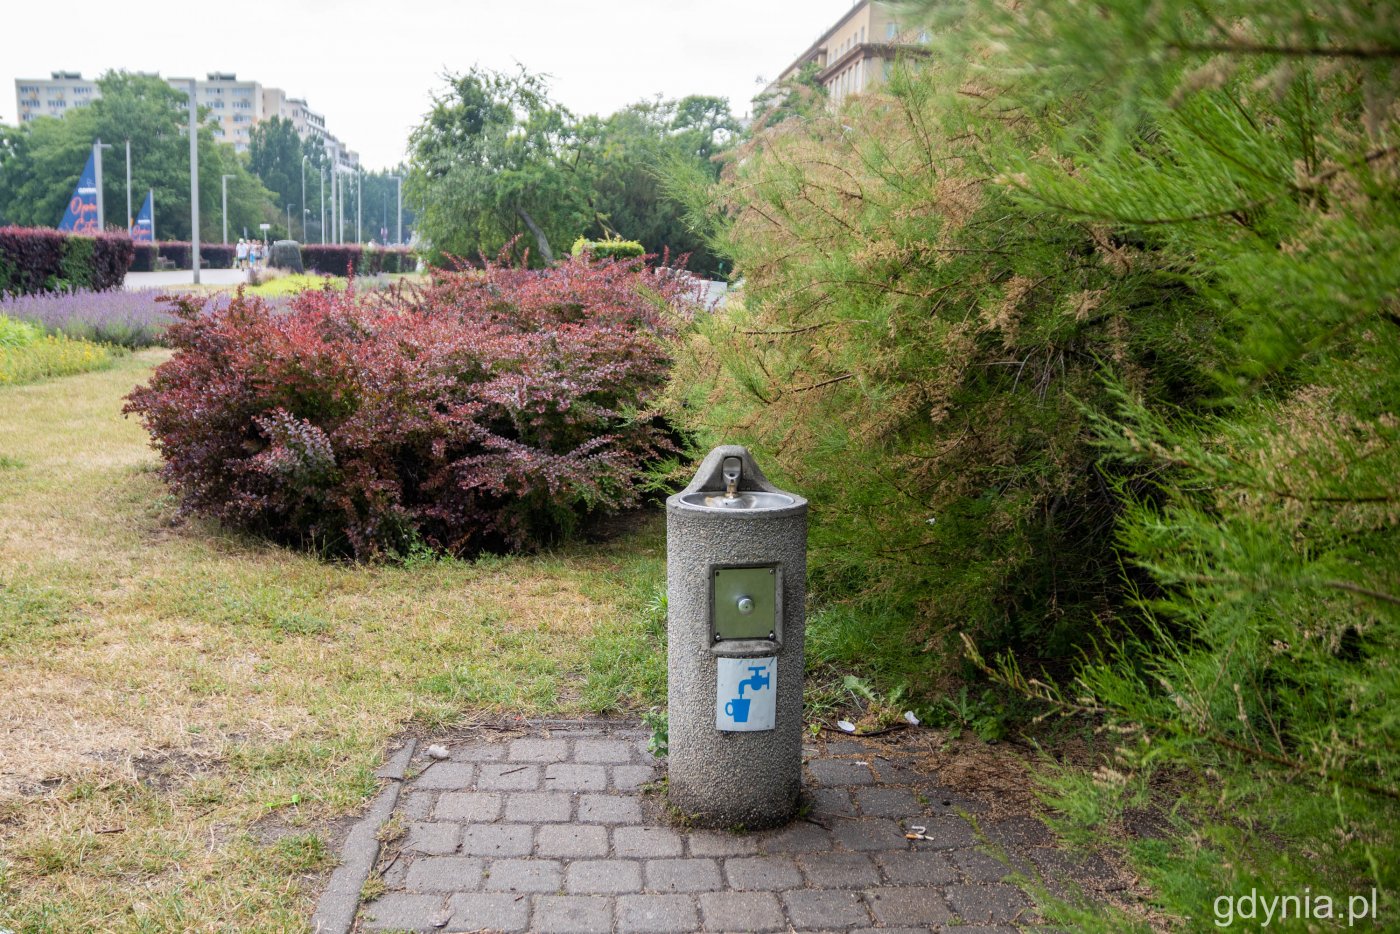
[316,720,1125,933]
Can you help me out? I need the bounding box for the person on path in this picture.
[235,238,249,271]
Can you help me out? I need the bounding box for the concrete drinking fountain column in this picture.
[666,445,808,829]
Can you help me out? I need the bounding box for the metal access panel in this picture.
[711,564,780,643]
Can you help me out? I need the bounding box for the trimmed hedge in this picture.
[131,242,237,272]
[302,244,415,276]
[572,237,646,261]
[0,227,134,296]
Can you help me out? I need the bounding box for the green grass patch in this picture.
[0,331,118,386]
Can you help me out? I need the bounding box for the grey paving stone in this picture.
[698,890,786,932]
[952,846,1031,882]
[405,821,459,855]
[536,823,610,858]
[399,790,436,821]
[808,759,876,786]
[870,756,933,786]
[831,817,904,852]
[982,815,1053,848]
[360,892,443,931]
[534,894,614,933]
[614,826,684,858]
[757,820,833,853]
[644,857,722,893]
[945,882,1032,924]
[875,849,959,885]
[806,787,857,819]
[484,858,564,893]
[449,742,507,762]
[853,786,926,818]
[907,812,974,851]
[544,763,609,791]
[448,892,531,932]
[412,762,474,790]
[851,929,931,934]
[578,793,643,824]
[782,889,871,929]
[636,739,659,763]
[797,851,880,889]
[821,739,870,755]
[866,886,954,925]
[687,830,759,858]
[404,856,483,893]
[505,791,573,822]
[574,739,634,763]
[434,791,501,821]
[477,763,541,791]
[566,858,643,894]
[616,893,700,933]
[612,764,657,791]
[460,823,533,857]
[722,856,802,891]
[509,738,572,762]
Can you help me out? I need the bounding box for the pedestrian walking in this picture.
[235,238,249,271]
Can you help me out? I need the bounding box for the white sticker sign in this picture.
[716,656,777,732]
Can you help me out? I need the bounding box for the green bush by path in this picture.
[671,0,1398,926]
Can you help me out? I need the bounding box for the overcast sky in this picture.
[2,0,860,170]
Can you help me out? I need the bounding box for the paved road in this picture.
[314,720,1124,933]
[124,269,248,290]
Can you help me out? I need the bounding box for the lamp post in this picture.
[125,139,132,233]
[356,167,362,245]
[389,175,402,245]
[186,79,200,285]
[319,166,325,245]
[221,174,234,244]
[286,203,293,238]
[300,155,308,241]
[93,139,113,230]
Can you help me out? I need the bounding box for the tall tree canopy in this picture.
[406,67,736,275]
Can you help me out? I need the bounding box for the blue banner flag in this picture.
[58,150,100,233]
[131,190,154,243]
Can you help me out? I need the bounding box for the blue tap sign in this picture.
[716,656,777,732]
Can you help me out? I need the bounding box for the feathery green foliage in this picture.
[673,0,1398,924]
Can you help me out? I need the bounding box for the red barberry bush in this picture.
[124,254,698,558]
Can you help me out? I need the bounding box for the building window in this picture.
[886,22,898,39]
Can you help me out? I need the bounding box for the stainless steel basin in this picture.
[677,491,798,511]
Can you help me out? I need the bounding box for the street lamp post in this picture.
[125,139,132,233]
[389,175,402,246]
[187,80,200,285]
[221,174,234,244]
[300,155,308,241]
[356,168,363,245]
[319,166,326,245]
[93,139,113,230]
[286,203,293,238]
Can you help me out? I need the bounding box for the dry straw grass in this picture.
[0,351,665,929]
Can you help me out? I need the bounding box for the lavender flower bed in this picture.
[3,287,299,348]
[0,288,179,348]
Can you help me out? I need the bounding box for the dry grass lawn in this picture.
[0,351,666,931]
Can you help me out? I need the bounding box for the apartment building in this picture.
[763,0,929,108]
[13,71,358,168]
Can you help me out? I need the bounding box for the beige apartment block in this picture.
[764,0,929,108]
[13,72,358,168]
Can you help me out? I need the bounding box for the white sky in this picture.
[2,0,859,170]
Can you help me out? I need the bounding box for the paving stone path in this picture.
[319,720,1100,933]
